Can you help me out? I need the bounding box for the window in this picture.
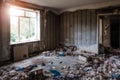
[10,6,40,44]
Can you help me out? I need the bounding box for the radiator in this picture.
[13,45,28,61]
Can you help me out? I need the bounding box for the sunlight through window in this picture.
[10,6,40,44]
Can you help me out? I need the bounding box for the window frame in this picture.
[10,6,40,45]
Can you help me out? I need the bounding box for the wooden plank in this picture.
[0,4,2,53]
[86,10,91,46]
[53,14,57,49]
[67,12,70,41]
[74,11,78,45]
[68,13,70,44]
[90,11,92,45]
[94,11,97,44]
[47,13,51,49]
[56,15,60,45]
[47,13,49,49]
[61,13,64,43]
[84,10,87,46]
[76,11,79,46]
[60,14,62,43]
[64,13,67,44]
[91,10,96,45]
[0,4,11,61]
[46,13,49,49]
[63,13,65,44]
[47,13,50,49]
[81,10,83,46]
[119,16,120,48]
[85,10,87,46]
[81,10,86,46]
[50,13,52,49]
[65,12,68,45]
[55,15,57,46]
[52,14,55,49]
[90,11,94,45]
[49,13,52,49]
[62,13,65,43]
[66,12,69,44]
[53,14,55,48]
[72,12,74,45]
[69,12,72,44]
[78,11,82,46]
[71,13,74,45]
[40,11,44,41]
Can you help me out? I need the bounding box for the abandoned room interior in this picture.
[0,0,120,80]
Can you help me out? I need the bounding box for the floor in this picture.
[0,51,120,80]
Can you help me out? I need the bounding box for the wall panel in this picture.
[0,2,1,51]
[46,11,60,50]
[86,10,91,45]
[0,3,59,62]
[60,10,98,53]
[0,2,10,61]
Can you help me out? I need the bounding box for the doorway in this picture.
[110,15,120,49]
[98,15,120,49]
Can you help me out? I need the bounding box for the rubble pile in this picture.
[0,65,47,80]
[1,54,119,80]
[42,45,77,56]
[0,44,120,80]
[99,44,117,54]
[49,54,120,80]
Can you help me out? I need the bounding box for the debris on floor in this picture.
[0,45,120,80]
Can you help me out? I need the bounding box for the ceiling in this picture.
[20,0,120,13]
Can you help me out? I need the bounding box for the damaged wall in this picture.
[10,7,47,61]
[0,1,2,61]
[11,9,60,60]
[0,2,10,62]
[102,16,111,47]
[46,11,60,50]
[119,17,120,48]
[60,10,98,53]
[0,1,60,62]
[98,8,120,48]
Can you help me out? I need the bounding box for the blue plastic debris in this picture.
[33,64,38,67]
[50,70,61,77]
[83,67,92,72]
[58,52,65,56]
[16,67,25,71]
[111,74,119,79]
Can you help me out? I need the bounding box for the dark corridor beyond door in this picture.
[110,15,120,49]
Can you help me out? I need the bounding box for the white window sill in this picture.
[10,39,40,45]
